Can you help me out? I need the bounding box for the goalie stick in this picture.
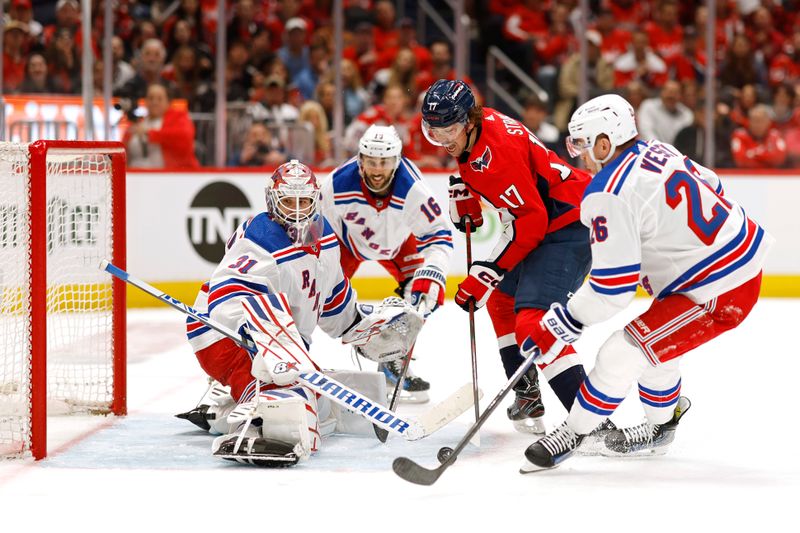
[374,299,430,443]
[392,347,542,485]
[100,260,475,441]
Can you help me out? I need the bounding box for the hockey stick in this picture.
[100,260,474,441]
[392,348,539,485]
[464,220,480,426]
[374,299,429,443]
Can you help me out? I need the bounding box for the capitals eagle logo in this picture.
[470,146,492,172]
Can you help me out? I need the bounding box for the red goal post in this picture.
[0,140,127,460]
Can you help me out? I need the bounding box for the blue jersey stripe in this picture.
[591,263,641,276]
[658,217,749,298]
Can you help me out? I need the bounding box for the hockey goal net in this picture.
[0,140,126,460]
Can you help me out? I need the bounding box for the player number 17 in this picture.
[499,185,525,209]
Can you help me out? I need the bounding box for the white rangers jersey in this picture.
[319,156,453,277]
[186,213,358,352]
[568,139,773,326]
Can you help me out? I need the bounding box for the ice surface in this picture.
[1,299,798,531]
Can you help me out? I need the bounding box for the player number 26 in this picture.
[590,216,608,243]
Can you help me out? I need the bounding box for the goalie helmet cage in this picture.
[0,140,126,460]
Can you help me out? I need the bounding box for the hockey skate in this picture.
[575,419,618,456]
[507,365,546,435]
[175,380,233,432]
[378,359,430,404]
[520,421,584,473]
[601,396,691,457]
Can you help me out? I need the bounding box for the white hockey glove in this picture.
[241,294,314,387]
[519,302,583,366]
[409,265,446,315]
[341,297,424,363]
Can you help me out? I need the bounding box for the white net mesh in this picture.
[0,142,118,458]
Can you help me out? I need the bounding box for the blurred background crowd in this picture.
[3,0,799,169]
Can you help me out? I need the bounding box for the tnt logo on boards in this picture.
[187,181,252,263]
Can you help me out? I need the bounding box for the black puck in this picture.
[437,446,454,464]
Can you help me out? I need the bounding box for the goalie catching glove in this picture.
[448,175,483,233]
[240,294,315,387]
[341,296,424,363]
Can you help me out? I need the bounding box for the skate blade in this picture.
[599,446,670,458]
[513,417,546,435]
[519,458,558,474]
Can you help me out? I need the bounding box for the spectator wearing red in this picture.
[746,7,786,62]
[344,84,418,158]
[343,21,379,85]
[644,0,683,67]
[489,0,520,18]
[8,0,42,41]
[227,0,266,47]
[672,27,705,83]
[372,47,419,102]
[375,18,432,74]
[602,0,651,31]
[372,0,399,53]
[613,29,668,90]
[729,84,759,129]
[694,3,742,59]
[771,83,800,165]
[731,104,788,168]
[124,83,199,168]
[42,0,80,47]
[768,29,800,87]
[415,39,479,101]
[593,8,631,65]
[534,2,575,66]
[2,21,30,92]
[502,0,548,44]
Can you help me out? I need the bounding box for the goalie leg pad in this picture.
[242,294,317,386]
[255,386,319,459]
[325,370,387,435]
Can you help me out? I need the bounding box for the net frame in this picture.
[1,140,127,460]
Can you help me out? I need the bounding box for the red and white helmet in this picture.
[265,159,324,246]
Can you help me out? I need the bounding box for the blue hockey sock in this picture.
[499,345,525,380]
[548,364,587,410]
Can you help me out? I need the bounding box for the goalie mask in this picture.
[358,124,403,195]
[265,160,325,247]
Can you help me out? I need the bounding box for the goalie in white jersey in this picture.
[180,160,423,467]
[320,125,454,403]
[519,94,774,471]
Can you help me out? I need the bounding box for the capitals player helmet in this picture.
[265,159,324,246]
[421,79,475,146]
[566,94,638,164]
[358,124,403,193]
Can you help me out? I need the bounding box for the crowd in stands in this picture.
[3,0,800,168]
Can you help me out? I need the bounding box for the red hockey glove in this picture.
[519,303,583,365]
[409,265,446,314]
[455,261,505,312]
[448,175,483,233]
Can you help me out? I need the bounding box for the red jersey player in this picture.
[421,79,595,435]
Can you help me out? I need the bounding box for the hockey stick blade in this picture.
[416,382,481,438]
[392,456,447,486]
